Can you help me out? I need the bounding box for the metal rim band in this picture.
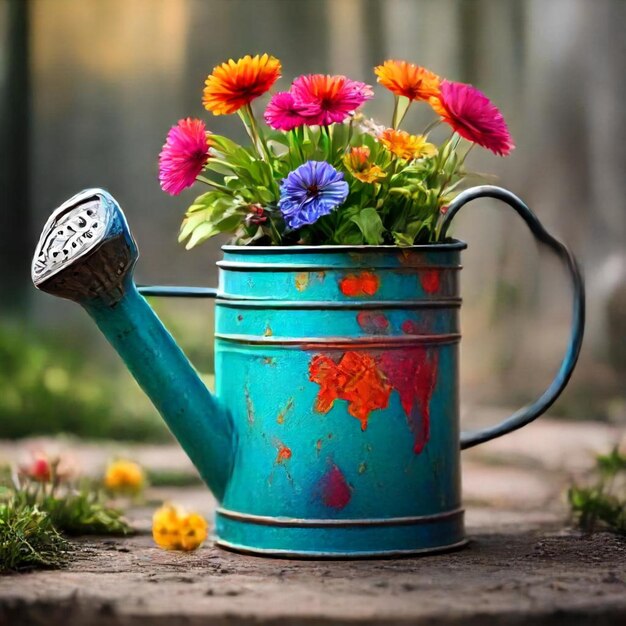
[213,538,469,560]
[222,241,468,253]
[215,297,462,310]
[214,333,461,347]
[217,261,463,272]
[216,506,464,528]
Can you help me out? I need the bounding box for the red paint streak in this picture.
[379,348,439,454]
[420,270,440,294]
[319,464,352,509]
[356,311,390,334]
[401,319,419,334]
[309,352,391,430]
[276,445,292,464]
[339,272,380,297]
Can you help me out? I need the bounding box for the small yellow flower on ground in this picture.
[104,459,145,494]
[152,503,208,551]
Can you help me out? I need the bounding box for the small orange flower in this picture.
[152,503,208,551]
[104,460,145,494]
[203,54,282,115]
[343,146,386,183]
[374,60,441,101]
[379,129,437,160]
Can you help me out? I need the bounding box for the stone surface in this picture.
[0,417,624,625]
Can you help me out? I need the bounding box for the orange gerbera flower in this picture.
[203,54,282,115]
[379,129,437,160]
[343,146,386,183]
[374,60,441,101]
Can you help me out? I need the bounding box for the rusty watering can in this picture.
[32,186,584,558]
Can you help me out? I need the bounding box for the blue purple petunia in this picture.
[278,161,349,229]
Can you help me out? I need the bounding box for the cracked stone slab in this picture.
[0,524,624,626]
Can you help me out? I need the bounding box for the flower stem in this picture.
[245,103,271,162]
[422,118,442,137]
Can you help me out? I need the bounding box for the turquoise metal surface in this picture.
[32,186,585,558]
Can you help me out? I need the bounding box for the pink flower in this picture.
[264,91,307,131]
[430,81,514,156]
[158,118,211,195]
[290,74,373,126]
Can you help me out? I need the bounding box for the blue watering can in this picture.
[31,186,584,558]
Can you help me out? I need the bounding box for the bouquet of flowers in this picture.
[158,54,513,248]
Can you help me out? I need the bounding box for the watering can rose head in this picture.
[158,55,514,249]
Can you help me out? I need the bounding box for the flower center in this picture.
[307,184,319,197]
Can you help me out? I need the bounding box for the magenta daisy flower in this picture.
[158,118,211,195]
[264,91,307,131]
[290,74,374,126]
[430,81,514,156]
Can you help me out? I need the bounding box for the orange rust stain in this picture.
[262,357,276,366]
[420,270,440,294]
[295,272,309,291]
[316,439,323,455]
[277,398,294,424]
[276,444,292,464]
[339,272,380,297]
[309,351,391,430]
[264,324,273,337]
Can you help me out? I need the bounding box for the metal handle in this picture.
[137,285,218,298]
[440,185,586,450]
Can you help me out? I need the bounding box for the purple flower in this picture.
[278,161,349,229]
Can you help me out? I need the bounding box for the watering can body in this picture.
[32,186,585,558]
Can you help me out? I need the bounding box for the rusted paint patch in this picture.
[237,314,243,322]
[316,439,323,455]
[356,311,390,334]
[295,272,309,291]
[264,324,273,337]
[309,352,391,430]
[339,271,380,297]
[277,398,294,424]
[262,356,276,366]
[318,464,352,509]
[401,319,423,334]
[244,384,254,425]
[379,348,439,454]
[275,443,292,464]
[358,462,367,475]
[420,269,440,294]
[398,250,427,267]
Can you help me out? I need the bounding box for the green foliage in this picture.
[568,447,626,535]
[176,112,475,249]
[0,320,169,442]
[0,498,70,573]
[14,487,132,537]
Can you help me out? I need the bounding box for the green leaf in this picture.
[350,207,385,245]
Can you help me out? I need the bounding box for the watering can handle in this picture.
[440,185,585,450]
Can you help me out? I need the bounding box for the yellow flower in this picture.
[152,503,208,551]
[379,129,437,161]
[343,146,386,184]
[203,53,282,116]
[104,460,145,493]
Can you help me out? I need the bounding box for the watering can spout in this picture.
[31,189,234,499]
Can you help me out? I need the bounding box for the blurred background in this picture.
[0,0,624,443]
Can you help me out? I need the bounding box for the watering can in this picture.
[31,186,584,558]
